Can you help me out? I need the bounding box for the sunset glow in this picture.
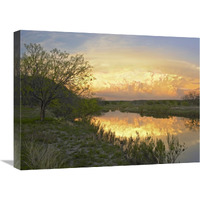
[84,37,199,100]
[21,31,199,100]
[18,31,200,166]
[92,111,199,146]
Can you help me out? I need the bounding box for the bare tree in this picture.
[21,43,94,121]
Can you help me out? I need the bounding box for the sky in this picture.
[21,30,199,100]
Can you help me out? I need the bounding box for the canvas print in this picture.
[14,30,199,170]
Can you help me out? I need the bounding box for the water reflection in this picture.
[93,110,199,163]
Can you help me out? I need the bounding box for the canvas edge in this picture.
[14,30,21,169]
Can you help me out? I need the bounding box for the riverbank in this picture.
[16,106,129,169]
[15,105,188,169]
[100,100,199,118]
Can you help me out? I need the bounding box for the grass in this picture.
[15,105,187,169]
[22,140,64,169]
[99,100,199,118]
[17,106,129,169]
[90,121,186,165]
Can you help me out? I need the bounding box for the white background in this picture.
[0,0,199,199]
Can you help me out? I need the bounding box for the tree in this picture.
[72,98,101,120]
[21,43,94,121]
[182,91,199,105]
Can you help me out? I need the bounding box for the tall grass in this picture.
[120,133,185,164]
[91,120,186,164]
[166,134,186,163]
[22,138,65,169]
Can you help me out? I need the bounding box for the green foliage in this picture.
[181,101,189,106]
[49,88,79,120]
[136,104,172,118]
[147,100,154,105]
[100,100,199,118]
[92,121,186,165]
[154,139,166,163]
[166,133,186,163]
[19,106,187,168]
[49,91,101,121]
[72,98,101,120]
[21,43,94,120]
[121,133,185,164]
[119,133,160,164]
[19,106,129,169]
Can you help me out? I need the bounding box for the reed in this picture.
[91,120,186,164]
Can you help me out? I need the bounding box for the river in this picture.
[93,110,199,163]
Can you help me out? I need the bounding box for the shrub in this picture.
[166,133,186,163]
[72,98,101,121]
[121,133,185,164]
[49,89,79,120]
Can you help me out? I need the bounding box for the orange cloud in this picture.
[91,70,198,100]
[80,35,199,100]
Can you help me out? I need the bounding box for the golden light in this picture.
[83,46,199,100]
[92,111,199,139]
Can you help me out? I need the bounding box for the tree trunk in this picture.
[40,103,46,121]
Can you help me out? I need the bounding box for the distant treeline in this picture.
[99,99,199,106]
[97,98,199,118]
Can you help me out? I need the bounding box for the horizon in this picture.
[95,99,187,101]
